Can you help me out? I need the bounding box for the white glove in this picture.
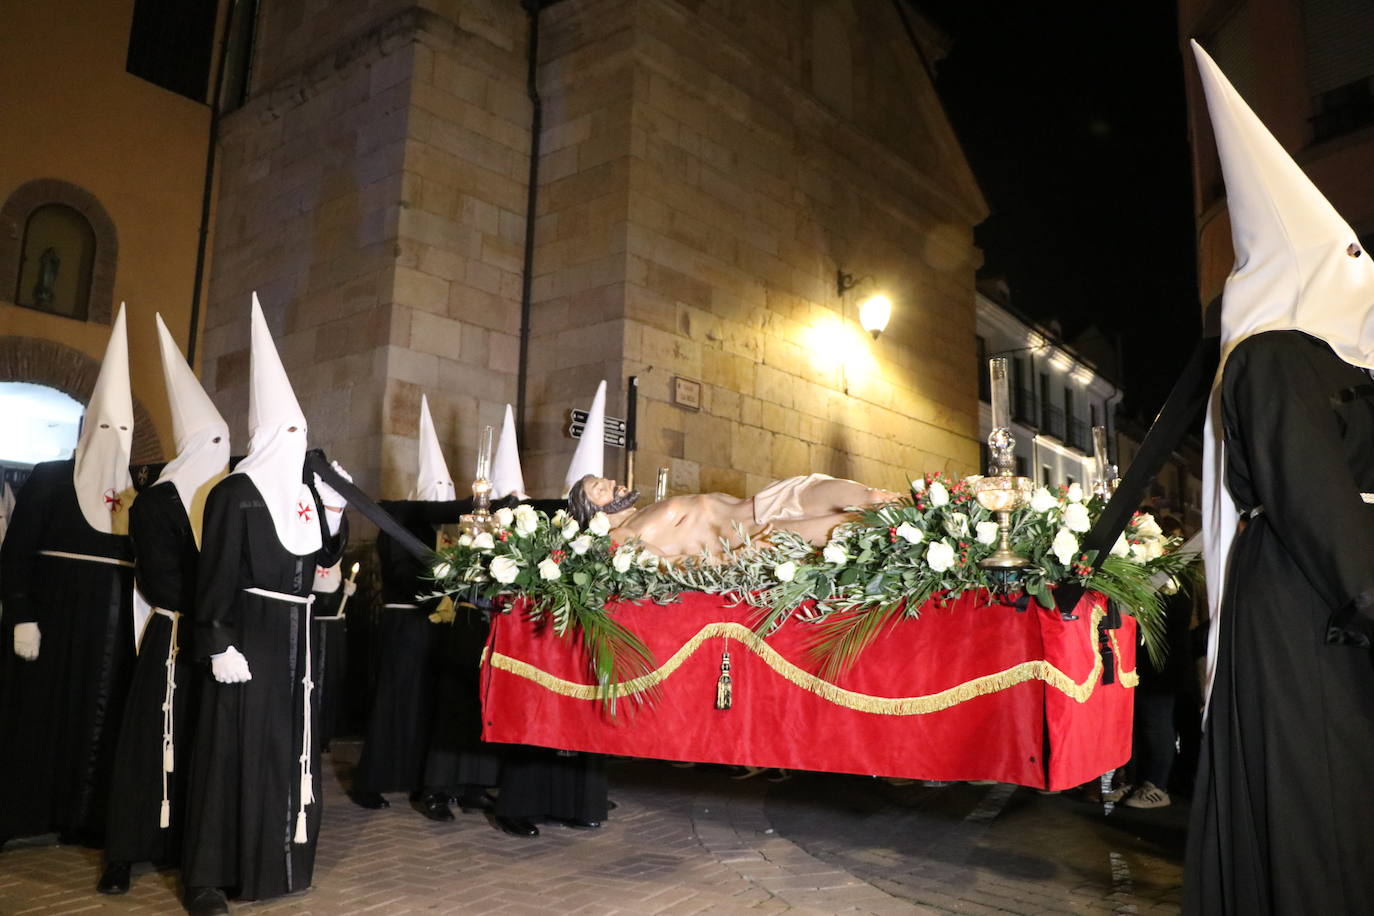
[313,461,351,536]
[13,622,39,661]
[211,645,252,683]
[342,579,357,597]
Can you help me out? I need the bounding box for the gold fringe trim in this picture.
[488,604,1138,715]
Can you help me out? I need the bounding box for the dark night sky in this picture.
[917,3,1202,419]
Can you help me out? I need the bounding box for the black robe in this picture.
[105,482,200,864]
[311,585,347,751]
[181,472,344,900]
[0,459,135,845]
[1186,331,1374,913]
[353,498,472,795]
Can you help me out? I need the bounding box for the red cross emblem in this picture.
[296,501,313,522]
[104,489,122,512]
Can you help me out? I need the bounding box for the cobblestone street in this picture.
[0,742,1186,915]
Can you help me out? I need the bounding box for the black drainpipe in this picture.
[515,0,545,443]
[187,0,240,366]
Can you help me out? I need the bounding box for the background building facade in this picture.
[1,0,989,511]
[198,0,987,502]
[975,290,1121,490]
[0,0,223,466]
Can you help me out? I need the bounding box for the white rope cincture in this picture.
[296,593,316,843]
[153,608,181,829]
[241,587,316,844]
[37,549,134,567]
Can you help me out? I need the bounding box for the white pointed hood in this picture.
[1193,41,1374,369]
[232,292,321,555]
[1193,39,1374,704]
[154,313,230,546]
[491,403,527,499]
[564,380,607,494]
[412,394,456,502]
[74,303,134,534]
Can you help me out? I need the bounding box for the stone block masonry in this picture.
[204,0,985,506]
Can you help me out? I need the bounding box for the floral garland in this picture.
[430,475,1196,704]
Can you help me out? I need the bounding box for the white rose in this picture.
[432,561,453,579]
[1129,541,1150,563]
[458,534,474,548]
[551,509,570,526]
[944,512,969,538]
[537,557,562,581]
[489,556,520,584]
[612,549,634,573]
[1052,527,1078,566]
[1110,533,1130,557]
[569,534,593,555]
[472,532,495,551]
[925,540,956,573]
[493,506,515,528]
[774,561,797,582]
[822,542,848,565]
[560,520,578,539]
[975,521,1000,545]
[1134,513,1163,539]
[910,477,927,493]
[1065,482,1084,503]
[513,505,539,537]
[637,551,660,571]
[895,522,923,544]
[1030,487,1057,514]
[588,512,611,537]
[1062,502,1091,533]
[1146,537,1165,560]
[928,481,949,507]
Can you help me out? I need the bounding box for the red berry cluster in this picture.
[550,549,566,563]
[1070,552,1092,577]
[888,526,898,543]
[497,530,509,542]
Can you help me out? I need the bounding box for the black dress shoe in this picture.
[97,861,131,894]
[494,816,539,837]
[560,818,602,830]
[417,793,454,822]
[455,791,492,813]
[184,886,229,915]
[348,790,390,809]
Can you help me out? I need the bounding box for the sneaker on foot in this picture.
[1103,782,1134,804]
[1124,781,1170,808]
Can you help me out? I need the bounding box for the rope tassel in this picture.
[715,649,732,710]
[294,811,308,844]
[160,799,171,829]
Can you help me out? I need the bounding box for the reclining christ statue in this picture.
[567,473,900,560]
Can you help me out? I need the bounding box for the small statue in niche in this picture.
[33,246,60,306]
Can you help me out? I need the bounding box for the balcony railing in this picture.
[1040,404,1065,441]
[1067,417,1090,452]
[1013,386,1038,426]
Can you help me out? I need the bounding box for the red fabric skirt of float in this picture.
[480,589,1136,790]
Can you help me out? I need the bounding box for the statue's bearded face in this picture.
[584,476,639,515]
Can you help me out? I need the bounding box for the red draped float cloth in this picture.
[480,589,1136,790]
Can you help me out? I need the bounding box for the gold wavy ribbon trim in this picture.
[488,604,1138,715]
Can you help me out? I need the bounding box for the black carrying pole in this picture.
[305,451,432,561]
[1053,334,1220,617]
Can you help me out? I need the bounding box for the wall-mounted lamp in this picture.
[836,270,892,339]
